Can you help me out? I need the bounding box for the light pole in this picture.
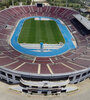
[12,0,14,6]
[66,0,68,7]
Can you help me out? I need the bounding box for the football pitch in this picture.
[18,18,65,44]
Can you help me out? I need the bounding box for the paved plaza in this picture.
[0,79,90,100]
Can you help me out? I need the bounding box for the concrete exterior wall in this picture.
[0,67,90,84]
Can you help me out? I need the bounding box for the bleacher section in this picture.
[71,18,90,36]
[0,6,90,85]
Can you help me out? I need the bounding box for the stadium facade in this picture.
[0,4,90,94]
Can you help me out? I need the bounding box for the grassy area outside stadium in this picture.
[18,18,65,44]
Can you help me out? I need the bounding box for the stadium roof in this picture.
[33,0,46,2]
[73,14,90,30]
[80,8,87,13]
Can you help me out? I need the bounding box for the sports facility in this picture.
[0,2,90,96]
[18,18,65,44]
[11,16,75,56]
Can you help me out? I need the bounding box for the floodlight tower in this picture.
[31,0,34,5]
[66,0,68,7]
[12,0,14,6]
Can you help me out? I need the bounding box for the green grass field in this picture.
[18,18,65,44]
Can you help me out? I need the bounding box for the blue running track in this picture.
[11,16,76,57]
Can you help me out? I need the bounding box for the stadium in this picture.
[0,0,90,95]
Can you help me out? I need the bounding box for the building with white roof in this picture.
[73,14,90,30]
[32,0,47,3]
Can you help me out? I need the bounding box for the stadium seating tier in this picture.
[0,6,90,83]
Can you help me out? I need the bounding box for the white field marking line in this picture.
[61,62,76,71]
[3,60,18,67]
[49,58,54,64]
[67,61,86,69]
[13,62,26,70]
[32,57,36,63]
[47,64,53,74]
[38,64,41,74]
[20,44,63,49]
[78,57,90,61]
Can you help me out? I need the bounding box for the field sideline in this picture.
[18,18,65,44]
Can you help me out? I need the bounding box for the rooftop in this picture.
[73,14,90,30]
